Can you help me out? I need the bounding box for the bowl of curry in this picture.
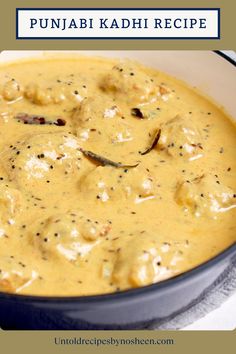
[0,51,235,329]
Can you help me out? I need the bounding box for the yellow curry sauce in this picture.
[0,56,235,296]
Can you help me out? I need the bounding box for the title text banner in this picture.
[16,8,220,40]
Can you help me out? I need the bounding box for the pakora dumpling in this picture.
[99,61,162,105]
[79,165,156,203]
[72,96,134,151]
[158,115,203,161]
[2,132,85,193]
[72,96,121,128]
[112,236,184,288]
[32,211,111,261]
[175,174,236,217]
[0,79,23,102]
[0,184,23,234]
[0,256,38,293]
[24,75,87,106]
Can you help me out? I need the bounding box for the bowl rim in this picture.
[0,50,235,304]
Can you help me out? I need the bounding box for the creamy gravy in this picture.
[0,56,235,296]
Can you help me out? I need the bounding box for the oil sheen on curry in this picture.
[0,56,235,296]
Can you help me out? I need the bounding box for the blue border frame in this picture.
[16,8,220,40]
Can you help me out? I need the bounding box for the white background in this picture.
[184,293,236,330]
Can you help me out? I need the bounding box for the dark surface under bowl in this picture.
[0,51,235,330]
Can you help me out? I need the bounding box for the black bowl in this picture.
[0,242,236,330]
[0,51,235,330]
